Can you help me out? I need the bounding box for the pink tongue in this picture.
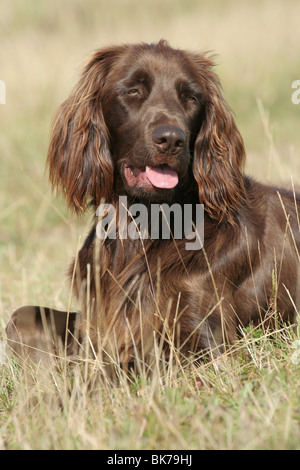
[145,165,179,189]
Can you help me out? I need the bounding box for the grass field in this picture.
[0,0,300,450]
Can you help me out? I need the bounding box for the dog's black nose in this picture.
[152,126,186,154]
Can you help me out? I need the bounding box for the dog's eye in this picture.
[187,96,198,104]
[127,88,140,96]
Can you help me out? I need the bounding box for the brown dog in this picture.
[6,41,300,367]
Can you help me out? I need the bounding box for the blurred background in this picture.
[0,0,300,327]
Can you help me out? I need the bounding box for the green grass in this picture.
[0,0,300,450]
[1,323,300,450]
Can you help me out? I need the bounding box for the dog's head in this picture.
[47,40,245,223]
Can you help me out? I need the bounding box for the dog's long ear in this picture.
[47,47,122,211]
[192,55,246,224]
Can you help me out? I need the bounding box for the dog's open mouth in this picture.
[124,164,179,190]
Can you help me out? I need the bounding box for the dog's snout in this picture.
[152,125,186,154]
